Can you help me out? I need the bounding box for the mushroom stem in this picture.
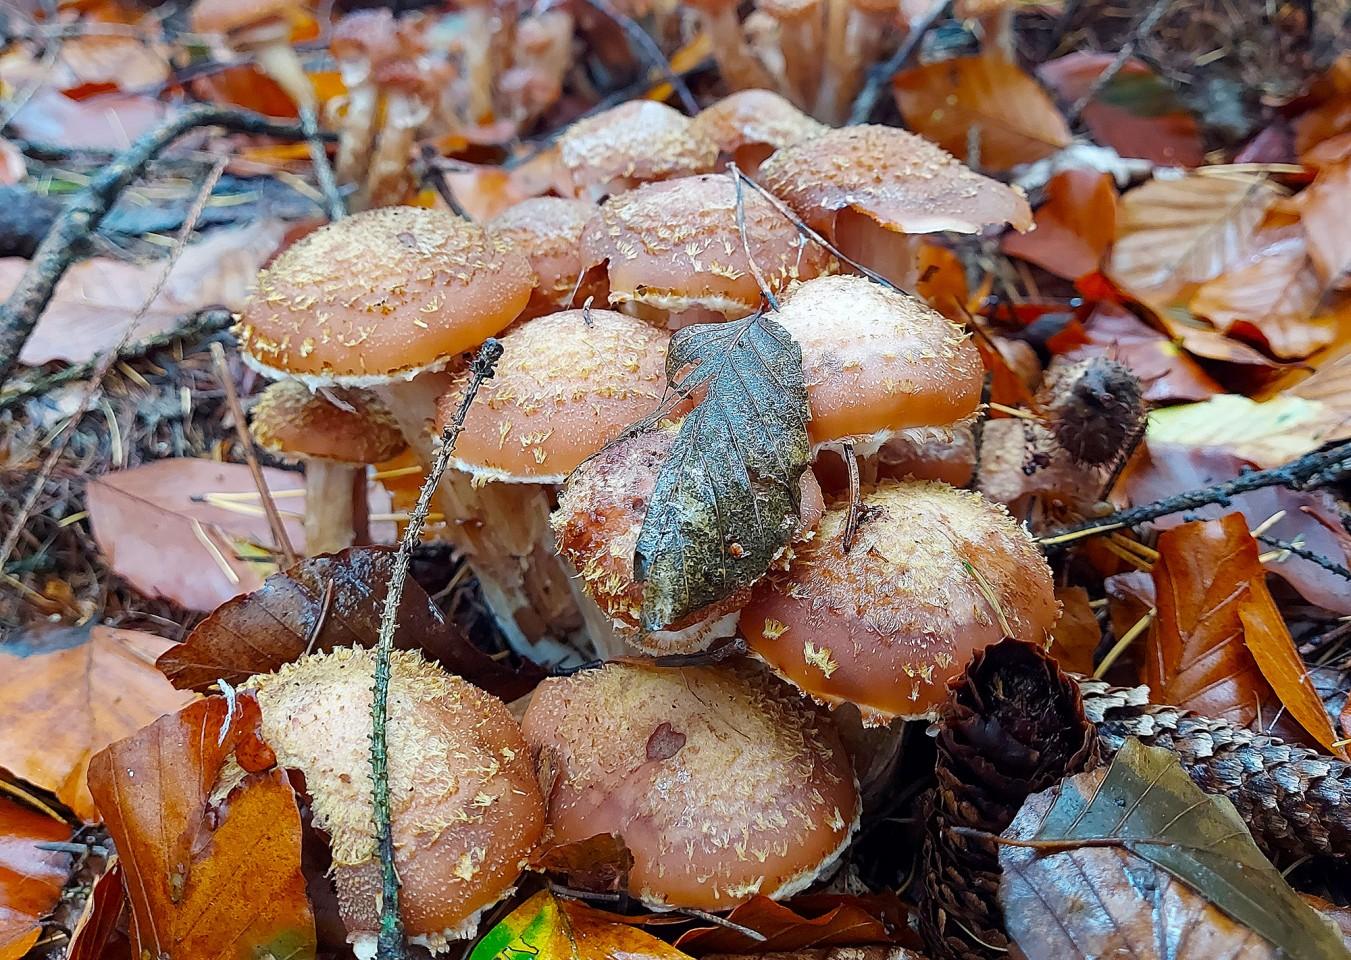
[304,460,359,555]
[364,89,426,209]
[700,6,775,92]
[815,0,853,124]
[336,81,380,187]
[979,6,1016,60]
[564,570,631,659]
[833,208,922,290]
[251,40,318,113]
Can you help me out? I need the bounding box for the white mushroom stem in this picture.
[700,5,776,92]
[815,0,854,124]
[564,568,631,660]
[460,4,496,123]
[250,39,318,113]
[336,72,380,187]
[364,89,429,209]
[303,459,360,556]
[833,209,923,290]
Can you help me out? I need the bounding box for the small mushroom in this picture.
[739,479,1060,725]
[363,43,434,209]
[686,0,776,94]
[755,0,825,109]
[521,661,860,909]
[488,197,602,320]
[330,9,400,187]
[246,647,545,959]
[191,0,315,117]
[557,100,719,200]
[249,381,407,555]
[498,10,576,132]
[690,89,825,172]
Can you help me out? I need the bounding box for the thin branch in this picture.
[298,103,346,221]
[419,144,471,220]
[369,338,504,960]
[848,0,951,126]
[728,163,780,311]
[579,0,699,115]
[1255,535,1351,583]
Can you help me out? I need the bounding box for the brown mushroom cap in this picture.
[739,480,1059,725]
[773,275,983,446]
[246,647,545,956]
[557,101,718,197]
[330,9,400,69]
[690,90,826,158]
[580,174,832,318]
[521,661,860,909]
[437,309,672,482]
[191,0,296,35]
[236,207,534,385]
[250,380,407,465]
[552,423,826,652]
[759,125,1033,237]
[488,197,599,316]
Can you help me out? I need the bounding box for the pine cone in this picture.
[1080,679,1351,862]
[920,639,1101,960]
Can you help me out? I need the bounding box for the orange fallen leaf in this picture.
[913,242,970,321]
[893,56,1070,171]
[1065,304,1221,402]
[86,695,316,960]
[0,796,71,960]
[674,894,912,953]
[1004,170,1117,280]
[0,140,24,185]
[1293,55,1351,158]
[65,859,126,960]
[1296,160,1351,289]
[56,35,170,92]
[1049,585,1100,675]
[0,626,196,821]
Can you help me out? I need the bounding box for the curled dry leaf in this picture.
[530,832,634,894]
[155,546,538,700]
[999,739,1347,960]
[1297,160,1351,289]
[0,626,196,821]
[1003,169,1117,280]
[87,458,307,612]
[1050,585,1101,675]
[65,859,126,960]
[1064,303,1221,403]
[469,890,692,959]
[1146,393,1349,467]
[0,796,71,960]
[675,894,912,954]
[86,694,317,960]
[892,56,1071,171]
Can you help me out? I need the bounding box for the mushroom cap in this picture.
[250,380,407,465]
[236,207,534,386]
[437,309,672,483]
[774,275,983,446]
[755,0,822,21]
[191,0,296,35]
[759,125,1033,237]
[521,661,860,909]
[552,423,826,651]
[330,9,400,69]
[581,174,831,317]
[557,101,718,196]
[690,90,826,158]
[739,479,1059,724]
[246,647,545,955]
[488,197,599,316]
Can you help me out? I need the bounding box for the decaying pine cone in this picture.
[1040,357,1145,467]
[1080,678,1351,862]
[919,639,1101,960]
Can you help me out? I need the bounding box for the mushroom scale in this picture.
[557,100,719,198]
[488,197,601,318]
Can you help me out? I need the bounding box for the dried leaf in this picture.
[1003,169,1117,279]
[470,890,691,959]
[705,951,921,960]
[1037,53,1204,166]
[634,314,811,631]
[1146,393,1350,467]
[0,796,71,960]
[1297,160,1351,288]
[155,546,537,699]
[87,459,308,612]
[913,242,970,321]
[530,833,634,894]
[86,695,316,960]
[675,894,911,954]
[5,89,170,151]
[0,626,196,821]
[893,56,1070,171]
[56,35,170,92]
[65,860,126,960]
[0,140,24,186]
[1050,585,1100,675]
[1288,350,1351,436]
[1064,303,1221,403]
[1000,739,1347,960]
[1106,173,1280,308]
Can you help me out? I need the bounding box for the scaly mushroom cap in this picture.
[488,197,600,316]
[191,0,296,35]
[740,480,1059,725]
[558,101,718,197]
[552,423,826,652]
[774,275,983,447]
[236,207,534,386]
[691,90,826,160]
[581,174,831,318]
[759,125,1033,237]
[437,309,672,483]
[522,661,860,909]
[250,381,407,464]
[246,647,545,957]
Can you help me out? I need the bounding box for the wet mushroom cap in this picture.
[759,125,1033,236]
[557,101,718,195]
[437,309,672,482]
[488,197,599,314]
[191,0,296,34]
[250,380,407,464]
[690,90,826,158]
[552,423,826,650]
[774,275,983,446]
[521,661,860,910]
[740,479,1059,725]
[580,174,831,317]
[235,206,534,385]
[246,647,545,955]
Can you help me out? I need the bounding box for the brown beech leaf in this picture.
[87,458,308,612]
[0,626,196,821]
[65,860,126,960]
[999,740,1347,960]
[1298,160,1351,288]
[1155,313,1286,371]
[470,890,691,959]
[86,695,316,960]
[1288,350,1351,436]
[1146,515,1344,755]
[674,895,912,954]
[913,242,970,321]
[707,950,924,960]
[0,796,71,960]
[1106,173,1281,309]
[1004,170,1117,279]
[156,546,538,700]
[893,55,1070,170]
[1064,303,1221,403]
[1050,585,1100,675]
[530,833,635,894]
[5,89,170,151]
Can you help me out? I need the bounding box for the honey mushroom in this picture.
[434,309,677,658]
[690,89,826,173]
[556,100,719,201]
[249,381,407,556]
[521,661,860,910]
[190,0,316,119]
[245,647,545,959]
[487,197,603,321]
[330,9,400,188]
[579,173,832,329]
[759,124,1032,287]
[739,479,1060,726]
